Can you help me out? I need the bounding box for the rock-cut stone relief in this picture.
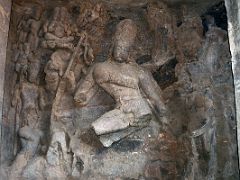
[7,3,110,179]
[7,1,167,178]
[3,1,238,179]
[74,19,166,147]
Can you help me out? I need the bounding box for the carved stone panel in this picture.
[0,0,238,179]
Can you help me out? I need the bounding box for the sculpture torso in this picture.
[93,61,152,122]
[94,62,140,100]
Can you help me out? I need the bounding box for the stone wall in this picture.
[225,0,240,167]
[0,0,238,179]
[0,0,11,165]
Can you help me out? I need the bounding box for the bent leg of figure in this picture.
[19,126,43,156]
[99,126,144,147]
[92,109,134,135]
[9,126,43,180]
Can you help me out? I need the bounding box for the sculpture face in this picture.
[113,44,128,63]
[113,19,137,63]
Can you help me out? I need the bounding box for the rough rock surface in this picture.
[0,0,238,179]
[0,0,12,167]
[225,0,240,167]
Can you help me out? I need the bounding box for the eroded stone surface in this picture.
[0,0,238,179]
[0,0,12,168]
[225,0,240,169]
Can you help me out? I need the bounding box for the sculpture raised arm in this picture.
[74,67,98,106]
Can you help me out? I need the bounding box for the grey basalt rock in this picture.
[0,0,239,179]
[225,0,240,168]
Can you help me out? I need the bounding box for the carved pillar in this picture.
[0,0,12,165]
[225,0,240,167]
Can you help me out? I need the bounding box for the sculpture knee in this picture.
[93,63,111,84]
[19,126,43,156]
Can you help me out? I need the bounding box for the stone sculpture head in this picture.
[31,6,43,21]
[113,19,137,63]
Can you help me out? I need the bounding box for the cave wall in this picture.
[0,0,239,179]
[0,0,11,165]
[225,0,240,167]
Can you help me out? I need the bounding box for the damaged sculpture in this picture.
[74,19,167,147]
[3,1,238,179]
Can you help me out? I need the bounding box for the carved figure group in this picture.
[9,3,167,179]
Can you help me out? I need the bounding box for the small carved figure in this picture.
[27,18,41,51]
[44,31,94,94]
[42,7,74,50]
[74,19,166,147]
[16,6,42,55]
[44,7,71,38]
[146,2,177,67]
[26,7,42,52]
[17,17,29,44]
[176,8,203,62]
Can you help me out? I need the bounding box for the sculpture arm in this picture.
[139,69,167,117]
[74,67,98,106]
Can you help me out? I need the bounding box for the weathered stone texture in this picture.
[0,0,238,179]
[225,0,240,168]
[0,0,11,164]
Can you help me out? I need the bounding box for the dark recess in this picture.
[152,58,178,89]
[202,1,228,33]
